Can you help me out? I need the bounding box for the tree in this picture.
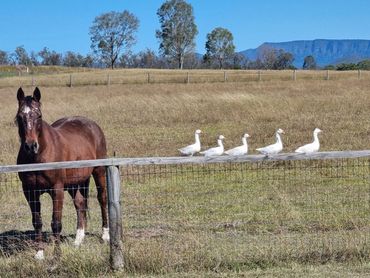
[90,11,139,69]
[303,55,316,69]
[273,50,295,69]
[204,27,235,69]
[257,47,294,69]
[136,49,159,68]
[63,51,94,67]
[357,59,370,70]
[0,50,9,64]
[258,46,277,69]
[232,53,248,69]
[336,63,358,71]
[120,49,160,68]
[38,47,62,65]
[29,51,40,66]
[156,0,198,69]
[14,46,31,65]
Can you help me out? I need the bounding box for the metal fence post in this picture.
[106,165,124,270]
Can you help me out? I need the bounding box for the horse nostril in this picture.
[33,142,39,153]
[24,142,39,154]
[24,143,31,152]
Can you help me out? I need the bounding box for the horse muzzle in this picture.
[24,141,39,155]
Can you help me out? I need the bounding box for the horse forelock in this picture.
[17,96,42,115]
[15,96,42,132]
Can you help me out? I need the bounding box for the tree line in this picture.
[1,0,369,71]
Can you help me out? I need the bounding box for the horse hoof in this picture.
[102,227,110,242]
[35,250,45,260]
[74,228,85,247]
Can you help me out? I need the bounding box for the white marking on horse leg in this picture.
[74,228,85,246]
[35,250,44,260]
[102,227,110,243]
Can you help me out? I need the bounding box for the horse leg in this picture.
[68,181,89,247]
[23,188,44,260]
[51,185,64,256]
[92,166,109,242]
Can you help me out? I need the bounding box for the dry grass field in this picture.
[0,69,370,277]
[0,72,369,164]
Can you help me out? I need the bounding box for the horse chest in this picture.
[19,171,55,189]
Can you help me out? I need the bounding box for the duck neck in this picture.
[218,139,223,147]
[242,137,247,145]
[313,132,319,144]
[276,133,282,145]
[195,133,200,145]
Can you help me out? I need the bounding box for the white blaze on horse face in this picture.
[27,121,32,130]
[74,228,85,246]
[22,106,31,114]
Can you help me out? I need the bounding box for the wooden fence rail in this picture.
[1,149,370,270]
[1,150,370,174]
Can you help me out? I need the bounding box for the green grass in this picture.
[3,159,369,276]
[0,70,370,276]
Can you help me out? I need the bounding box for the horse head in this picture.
[16,87,43,155]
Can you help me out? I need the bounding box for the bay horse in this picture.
[15,87,109,260]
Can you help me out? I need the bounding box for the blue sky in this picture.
[1,0,370,55]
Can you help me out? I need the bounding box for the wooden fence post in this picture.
[326,70,329,80]
[224,71,227,82]
[69,74,73,87]
[147,72,151,84]
[358,69,361,80]
[186,71,190,84]
[107,74,111,86]
[293,70,296,81]
[32,76,35,86]
[106,165,124,270]
[258,70,262,81]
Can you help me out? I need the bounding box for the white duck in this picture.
[178,129,202,156]
[256,128,284,156]
[295,128,322,153]
[200,135,225,157]
[224,133,250,156]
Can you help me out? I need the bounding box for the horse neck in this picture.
[37,121,56,153]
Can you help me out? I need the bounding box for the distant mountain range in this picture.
[240,39,370,68]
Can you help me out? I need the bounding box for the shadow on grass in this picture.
[0,230,103,257]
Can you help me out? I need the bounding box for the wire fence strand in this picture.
[0,155,369,264]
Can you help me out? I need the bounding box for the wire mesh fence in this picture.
[0,170,105,257]
[0,153,369,266]
[120,157,370,265]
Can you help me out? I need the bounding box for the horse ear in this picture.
[17,87,25,102]
[33,87,41,102]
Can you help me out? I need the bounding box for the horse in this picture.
[15,87,109,260]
